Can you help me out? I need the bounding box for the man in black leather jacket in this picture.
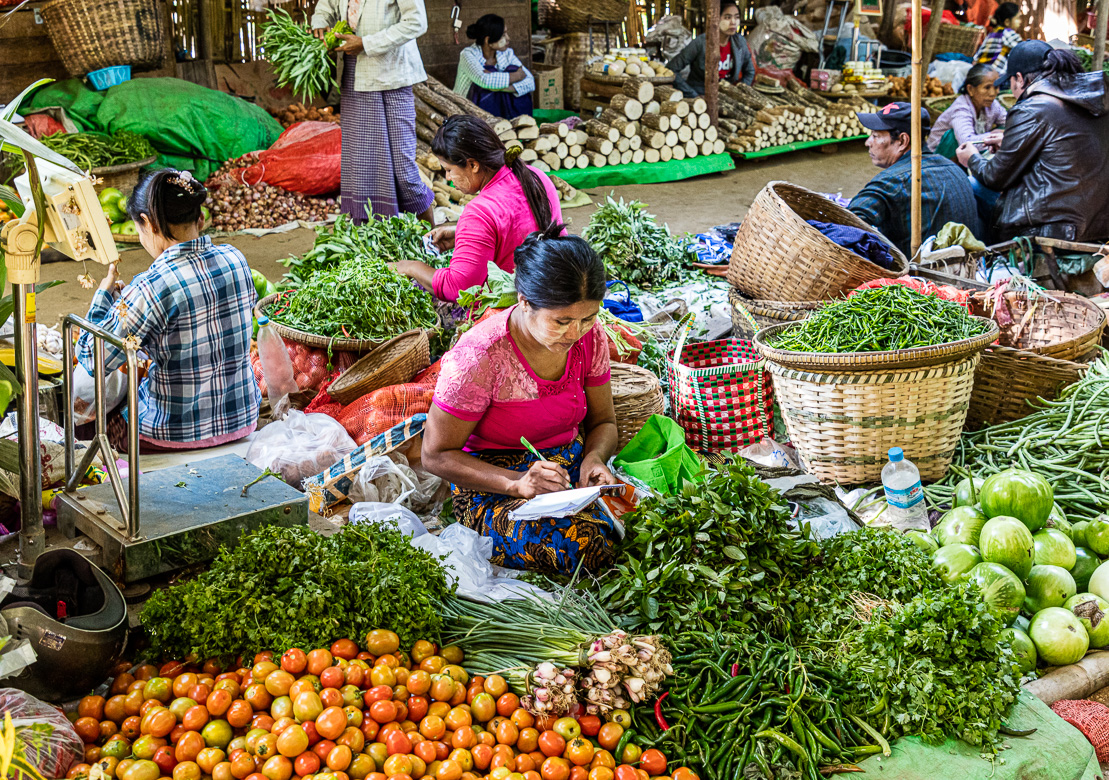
[956,41,1109,242]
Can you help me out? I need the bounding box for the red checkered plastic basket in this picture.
[666,313,775,453]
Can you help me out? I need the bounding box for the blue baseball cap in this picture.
[856,101,931,136]
[998,39,1053,84]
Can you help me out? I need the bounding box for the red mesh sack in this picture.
[229,121,341,195]
[853,277,973,310]
[303,377,344,418]
[336,362,441,445]
[1050,699,1109,762]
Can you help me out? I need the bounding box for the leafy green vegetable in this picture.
[598,461,819,635]
[582,197,697,289]
[39,130,156,170]
[140,524,454,660]
[457,262,517,313]
[261,9,351,102]
[767,284,988,353]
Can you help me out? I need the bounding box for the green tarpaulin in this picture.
[857,691,1101,780]
[27,80,104,132]
[532,109,578,124]
[553,153,734,189]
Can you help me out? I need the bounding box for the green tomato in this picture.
[979,468,1054,532]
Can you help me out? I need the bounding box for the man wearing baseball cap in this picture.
[955,40,1109,242]
[848,101,982,257]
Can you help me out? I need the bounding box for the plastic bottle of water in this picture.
[256,315,298,402]
[881,447,929,530]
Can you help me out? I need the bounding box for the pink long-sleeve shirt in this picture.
[431,165,563,302]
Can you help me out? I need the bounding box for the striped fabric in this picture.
[77,236,261,444]
[340,54,435,221]
[453,45,535,97]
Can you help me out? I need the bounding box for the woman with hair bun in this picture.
[391,114,562,302]
[422,223,620,574]
[75,169,260,453]
[452,13,534,118]
[927,63,1007,154]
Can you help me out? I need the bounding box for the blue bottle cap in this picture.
[257,315,269,325]
[888,447,904,462]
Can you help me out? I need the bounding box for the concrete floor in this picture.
[36,143,875,326]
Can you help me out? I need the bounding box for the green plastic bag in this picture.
[94,78,283,180]
[613,414,702,495]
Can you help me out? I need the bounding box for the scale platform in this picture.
[55,454,309,582]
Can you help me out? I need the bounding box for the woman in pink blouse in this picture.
[391,114,562,302]
[422,224,619,574]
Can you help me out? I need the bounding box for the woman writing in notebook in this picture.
[422,224,619,575]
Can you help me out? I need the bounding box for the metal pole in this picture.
[13,284,42,577]
[705,0,721,125]
[910,0,923,258]
[1095,0,1108,72]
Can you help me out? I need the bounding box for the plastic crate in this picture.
[87,65,131,90]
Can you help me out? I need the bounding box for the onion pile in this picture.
[205,158,338,231]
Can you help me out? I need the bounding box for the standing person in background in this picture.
[667,0,755,98]
[974,3,1023,77]
[453,14,535,119]
[311,0,435,224]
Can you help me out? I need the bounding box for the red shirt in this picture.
[719,41,733,79]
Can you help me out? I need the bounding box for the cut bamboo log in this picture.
[555,142,568,157]
[533,160,550,172]
[672,144,686,160]
[637,127,665,148]
[498,129,517,142]
[705,125,718,142]
[540,122,569,137]
[698,113,711,130]
[585,151,607,167]
[654,84,681,102]
[645,100,661,115]
[584,120,620,143]
[600,110,637,137]
[641,114,671,132]
[620,149,633,164]
[516,125,539,140]
[567,144,583,157]
[528,137,553,153]
[701,140,715,155]
[541,152,562,170]
[623,78,654,103]
[575,154,589,168]
[712,139,726,154]
[628,134,642,150]
[616,137,631,152]
[519,148,538,162]
[586,136,614,155]
[511,115,537,128]
[610,95,644,120]
[659,145,673,161]
[562,156,576,170]
[632,148,645,163]
[664,130,678,147]
[692,127,704,144]
[644,147,661,163]
[677,125,693,143]
[661,100,690,118]
[567,129,586,146]
[607,149,622,165]
[684,140,698,158]
[685,96,707,114]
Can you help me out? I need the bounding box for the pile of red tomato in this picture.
[66,632,695,780]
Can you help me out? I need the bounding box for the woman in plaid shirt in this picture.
[452,14,534,120]
[77,171,260,454]
[974,3,1023,77]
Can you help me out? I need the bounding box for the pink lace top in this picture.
[433,306,611,451]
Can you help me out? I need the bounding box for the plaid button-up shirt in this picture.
[77,236,261,443]
[311,0,427,92]
[453,45,535,98]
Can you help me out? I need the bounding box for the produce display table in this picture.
[730,134,867,160]
[552,152,734,189]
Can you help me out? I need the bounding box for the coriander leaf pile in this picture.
[141,525,454,660]
[767,284,988,353]
[261,9,351,102]
[582,197,697,289]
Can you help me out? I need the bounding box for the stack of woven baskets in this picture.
[725,182,909,339]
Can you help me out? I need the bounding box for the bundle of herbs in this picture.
[598,461,819,636]
[766,284,989,353]
[141,524,453,661]
[582,197,697,289]
[261,9,352,102]
[40,130,155,170]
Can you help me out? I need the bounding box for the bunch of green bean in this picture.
[261,9,351,102]
[767,284,988,353]
[39,130,156,170]
[928,355,1109,520]
[636,633,887,780]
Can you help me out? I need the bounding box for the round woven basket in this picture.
[973,291,1107,362]
[92,156,157,197]
[611,363,664,450]
[256,293,388,353]
[585,71,675,85]
[728,288,820,339]
[965,346,1089,430]
[41,0,166,76]
[727,182,909,301]
[327,330,431,405]
[753,317,1000,373]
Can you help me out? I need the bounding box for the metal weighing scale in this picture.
[2,119,308,583]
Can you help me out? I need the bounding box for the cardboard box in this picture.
[531,63,564,111]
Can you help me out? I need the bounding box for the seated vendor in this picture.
[422,225,619,575]
[927,64,1007,155]
[392,114,562,302]
[667,0,755,98]
[848,101,983,257]
[453,14,534,119]
[76,170,260,453]
[955,42,1109,243]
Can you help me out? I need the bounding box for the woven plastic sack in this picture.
[666,316,775,453]
[229,121,341,196]
[337,363,440,445]
[0,688,84,780]
[1051,699,1109,762]
[251,341,359,398]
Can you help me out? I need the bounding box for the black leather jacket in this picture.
[967,71,1109,242]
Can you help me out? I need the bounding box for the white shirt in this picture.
[310,0,427,92]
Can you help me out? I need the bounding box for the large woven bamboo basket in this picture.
[971,291,1106,362]
[42,0,166,76]
[92,156,157,197]
[727,182,909,301]
[256,293,388,353]
[538,0,627,34]
[965,346,1089,430]
[933,23,986,57]
[754,318,998,483]
[327,330,431,405]
[611,363,664,450]
[728,288,820,339]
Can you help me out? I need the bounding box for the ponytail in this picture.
[506,146,554,235]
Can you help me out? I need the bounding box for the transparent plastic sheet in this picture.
[736,437,799,469]
[0,688,84,780]
[348,503,426,536]
[245,410,357,489]
[348,452,444,515]
[409,525,550,602]
[749,7,819,70]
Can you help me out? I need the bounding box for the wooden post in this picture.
[920,0,946,80]
[705,0,720,125]
[1095,0,1109,71]
[910,0,923,257]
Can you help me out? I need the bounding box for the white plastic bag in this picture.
[246,410,356,488]
[407,524,549,602]
[749,7,819,70]
[348,502,426,536]
[928,59,973,91]
[644,15,693,62]
[71,364,128,426]
[737,437,799,469]
[349,452,443,513]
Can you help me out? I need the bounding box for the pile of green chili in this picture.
[40,130,156,170]
[766,284,988,353]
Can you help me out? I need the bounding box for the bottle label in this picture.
[885,483,924,510]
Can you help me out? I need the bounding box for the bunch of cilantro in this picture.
[141,524,454,661]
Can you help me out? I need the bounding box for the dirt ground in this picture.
[36,143,875,326]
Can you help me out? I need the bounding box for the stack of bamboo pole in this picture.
[720,81,875,154]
